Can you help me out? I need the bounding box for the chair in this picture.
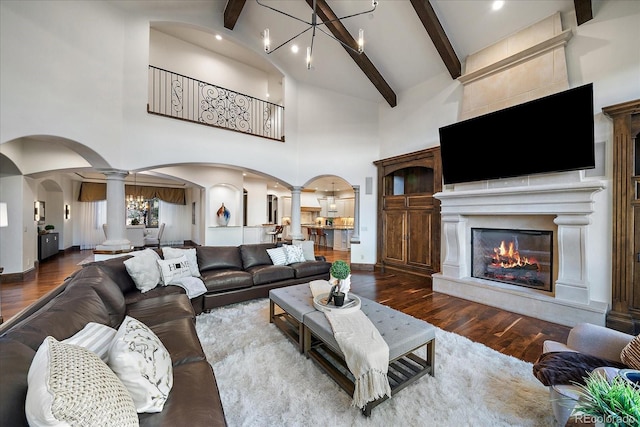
[307,227,317,245]
[536,323,634,426]
[144,223,165,247]
[316,228,327,247]
[266,225,284,243]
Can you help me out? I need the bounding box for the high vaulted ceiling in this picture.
[130,0,592,108]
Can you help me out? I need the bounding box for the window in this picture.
[127,198,159,227]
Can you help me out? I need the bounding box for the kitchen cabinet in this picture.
[374,147,442,279]
[319,199,328,217]
[336,198,354,217]
[38,232,59,261]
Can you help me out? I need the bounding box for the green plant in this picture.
[572,371,640,427]
[44,224,55,230]
[330,260,350,280]
[131,218,140,225]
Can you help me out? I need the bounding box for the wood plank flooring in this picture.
[0,246,570,363]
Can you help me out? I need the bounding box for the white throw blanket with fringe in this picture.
[169,276,207,299]
[309,280,391,409]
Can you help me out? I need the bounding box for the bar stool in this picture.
[316,228,327,247]
[266,225,283,243]
[307,227,317,245]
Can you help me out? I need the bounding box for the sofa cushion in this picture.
[247,264,295,285]
[61,322,117,363]
[123,284,186,306]
[266,247,288,265]
[290,260,332,279]
[26,336,139,427]
[109,316,173,413]
[0,338,35,427]
[240,243,276,269]
[126,294,195,328]
[146,317,206,367]
[83,255,136,294]
[157,255,192,285]
[68,266,127,328]
[196,246,243,272]
[532,351,627,386]
[3,286,110,352]
[124,249,162,293]
[200,269,254,293]
[283,244,306,264]
[162,247,201,277]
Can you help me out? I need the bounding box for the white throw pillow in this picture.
[283,244,306,264]
[157,255,192,285]
[62,322,117,363]
[108,316,173,413]
[162,247,200,277]
[124,249,161,292]
[26,336,138,427]
[293,240,316,261]
[266,247,288,266]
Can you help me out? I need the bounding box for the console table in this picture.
[38,232,59,261]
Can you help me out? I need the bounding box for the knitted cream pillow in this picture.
[621,334,640,369]
[26,336,138,427]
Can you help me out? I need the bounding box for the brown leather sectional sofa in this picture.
[0,243,330,426]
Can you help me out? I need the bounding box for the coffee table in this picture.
[269,284,436,416]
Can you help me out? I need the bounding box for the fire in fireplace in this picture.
[471,228,553,292]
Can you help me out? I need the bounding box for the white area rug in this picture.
[195,299,555,427]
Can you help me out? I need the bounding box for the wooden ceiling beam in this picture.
[306,0,397,108]
[224,0,246,30]
[409,0,461,79]
[574,0,593,25]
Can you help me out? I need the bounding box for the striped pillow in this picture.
[266,247,288,266]
[62,322,117,363]
[621,334,640,370]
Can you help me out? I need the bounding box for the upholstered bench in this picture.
[269,285,436,416]
[269,283,316,352]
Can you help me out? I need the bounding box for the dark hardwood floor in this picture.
[0,246,570,363]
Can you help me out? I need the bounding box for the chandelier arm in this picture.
[316,27,361,55]
[256,0,312,26]
[267,26,313,54]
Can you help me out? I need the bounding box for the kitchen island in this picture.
[302,225,354,251]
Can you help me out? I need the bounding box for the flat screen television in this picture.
[439,83,595,185]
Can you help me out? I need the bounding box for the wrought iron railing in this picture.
[148,66,284,141]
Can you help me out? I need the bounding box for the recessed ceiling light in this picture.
[215,34,222,41]
[492,0,504,11]
[291,44,299,54]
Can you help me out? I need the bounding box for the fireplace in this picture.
[471,228,553,292]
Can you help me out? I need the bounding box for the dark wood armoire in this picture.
[374,147,442,281]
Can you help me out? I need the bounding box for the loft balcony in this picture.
[147,66,285,142]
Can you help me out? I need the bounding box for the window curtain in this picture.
[77,182,185,205]
[158,200,190,246]
[77,200,107,249]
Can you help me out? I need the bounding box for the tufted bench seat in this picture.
[269,285,436,416]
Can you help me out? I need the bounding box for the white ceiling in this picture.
[140,0,578,104]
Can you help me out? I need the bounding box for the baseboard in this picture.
[0,266,37,283]
[350,263,374,271]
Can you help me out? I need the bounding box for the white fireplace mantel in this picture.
[433,180,609,327]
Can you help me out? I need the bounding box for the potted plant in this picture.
[44,224,55,233]
[572,370,640,427]
[330,260,351,304]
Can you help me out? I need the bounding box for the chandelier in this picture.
[258,0,378,69]
[126,173,146,211]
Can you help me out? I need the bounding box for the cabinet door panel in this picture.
[383,211,406,263]
[407,210,433,269]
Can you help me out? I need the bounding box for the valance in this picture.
[78,183,186,205]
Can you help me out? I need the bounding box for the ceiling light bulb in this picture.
[263,28,270,52]
[291,44,299,53]
[492,0,504,11]
[215,34,222,41]
[306,46,311,70]
[358,29,364,53]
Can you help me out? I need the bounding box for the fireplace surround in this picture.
[432,179,608,327]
